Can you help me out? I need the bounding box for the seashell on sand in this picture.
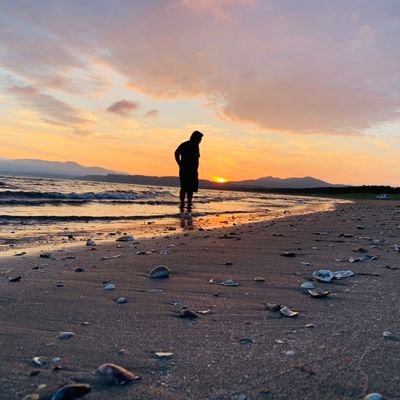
[97,363,140,385]
[51,383,91,400]
[149,265,170,279]
[279,306,298,317]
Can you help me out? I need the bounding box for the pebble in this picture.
[74,267,85,272]
[116,297,127,304]
[155,352,174,358]
[86,239,96,246]
[285,350,296,356]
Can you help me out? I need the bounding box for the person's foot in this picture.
[179,204,184,213]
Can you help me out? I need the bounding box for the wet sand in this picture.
[1,200,400,400]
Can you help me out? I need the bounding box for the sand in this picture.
[1,200,400,400]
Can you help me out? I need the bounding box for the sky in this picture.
[0,0,400,185]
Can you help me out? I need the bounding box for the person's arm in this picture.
[174,146,181,166]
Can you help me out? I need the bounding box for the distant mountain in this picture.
[81,174,344,189]
[228,176,342,189]
[0,158,115,178]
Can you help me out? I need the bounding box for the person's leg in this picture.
[187,191,193,212]
[179,189,185,211]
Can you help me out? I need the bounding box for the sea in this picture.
[0,175,341,254]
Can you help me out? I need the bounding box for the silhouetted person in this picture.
[175,130,204,212]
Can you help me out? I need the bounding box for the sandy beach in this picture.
[1,200,400,400]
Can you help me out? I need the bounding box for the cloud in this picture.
[8,84,91,130]
[145,109,159,118]
[106,100,140,116]
[2,1,400,135]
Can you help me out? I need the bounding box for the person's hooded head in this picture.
[190,130,203,145]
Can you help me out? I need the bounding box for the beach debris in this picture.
[8,275,22,282]
[116,297,127,304]
[51,383,91,400]
[333,270,354,279]
[116,235,135,242]
[280,251,296,257]
[154,352,174,358]
[179,307,200,319]
[101,254,122,260]
[300,282,315,292]
[149,265,170,279]
[266,303,281,312]
[349,255,378,263]
[136,251,146,255]
[58,331,75,340]
[254,276,265,282]
[15,251,27,256]
[221,279,239,287]
[86,239,96,246]
[32,356,48,366]
[383,331,400,342]
[364,394,383,400]
[305,324,315,328]
[74,267,84,273]
[308,288,331,298]
[312,270,334,282]
[22,395,39,400]
[280,306,298,317]
[239,337,255,345]
[51,357,64,370]
[197,309,211,315]
[97,363,140,385]
[40,252,52,258]
[104,283,115,290]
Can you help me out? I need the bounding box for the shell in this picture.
[308,288,331,298]
[220,279,239,287]
[300,282,315,291]
[51,384,91,400]
[332,270,354,279]
[149,265,170,279]
[97,363,139,385]
[58,332,75,340]
[312,270,334,282]
[254,276,265,282]
[104,283,115,290]
[279,306,298,317]
[280,251,296,257]
[364,394,383,400]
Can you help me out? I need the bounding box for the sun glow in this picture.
[213,176,228,183]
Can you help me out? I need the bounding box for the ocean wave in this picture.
[0,189,171,201]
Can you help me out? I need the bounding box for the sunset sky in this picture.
[1,0,400,185]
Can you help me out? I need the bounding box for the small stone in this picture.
[86,239,96,246]
[8,275,22,282]
[224,261,233,265]
[116,297,127,304]
[179,307,199,319]
[383,331,400,341]
[40,252,52,258]
[22,395,39,400]
[96,363,140,385]
[280,251,296,257]
[305,324,315,328]
[285,350,296,356]
[51,383,91,400]
[221,279,239,287]
[239,338,255,345]
[254,276,265,282]
[74,267,84,272]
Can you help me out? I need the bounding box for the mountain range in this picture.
[0,158,343,188]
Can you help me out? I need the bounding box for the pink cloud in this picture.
[106,100,140,116]
[145,109,159,117]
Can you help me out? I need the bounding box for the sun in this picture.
[213,176,228,183]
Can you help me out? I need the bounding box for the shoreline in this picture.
[1,200,399,399]
[0,199,341,258]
